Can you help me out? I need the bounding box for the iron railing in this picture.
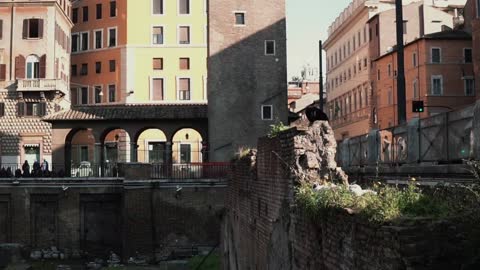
[0,161,231,180]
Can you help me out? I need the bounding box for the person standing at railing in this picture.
[22,160,30,177]
[41,159,49,173]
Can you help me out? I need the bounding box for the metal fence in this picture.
[337,105,474,167]
[150,162,231,180]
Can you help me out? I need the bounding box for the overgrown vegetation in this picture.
[267,121,290,138]
[188,253,220,270]
[296,180,480,224]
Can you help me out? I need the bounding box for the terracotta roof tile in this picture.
[43,103,208,121]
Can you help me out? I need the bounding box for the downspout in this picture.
[9,3,14,80]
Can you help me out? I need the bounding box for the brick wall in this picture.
[0,180,226,260]
[223,127,480,270]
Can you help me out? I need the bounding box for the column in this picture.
[130,143,138,163]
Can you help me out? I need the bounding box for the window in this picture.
[153,0,164,14]
[72,33,79,52]
[179,0,190,14]
[464,48,473,63]
[477,0,480,18]
[178,78,191,100]
[94,86,102,103]
[431,48,441,63]
[26,55,40,79]
[152,26,164,44]
[151,78,164,100]
[80,87,89,104]
[81,32,89,51]
[235,12,245,25]
[0,20,3,40]
[180,144,191,163]
[94,30,103,49]
[82,6,88,22]
[108,84,116,102]
[109,60,116,72]
[403,21,407,34]
[110,1,117,17]
[153,58,163,70]
[465,77,475,96]
[80,63,88,75]
[261,105,273,120]
[431,75,443,95]
[179,26,190,44]
[96,4,102,19]
[377,69,380,80]
[387,64,391,77]
[95,61,101,74]
[412,52,417,67]
[180,58,190,70]
[387,88,392,105]
[23,19,43,39]
[72,8,78,23]
[265,40,275,55]
[413,79,419,98]
[108,27,117,47]
[71,65,77,76]
[18,102,46,117]
[80,146,89,162]
[0,103,4,117]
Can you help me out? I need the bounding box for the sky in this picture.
[286,0,351,80]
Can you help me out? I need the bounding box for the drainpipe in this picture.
[9,3,14,80]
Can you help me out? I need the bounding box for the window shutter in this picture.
[152,78,163,100]
[39,55,46,78]
[39,102,47,116]
[38,19,44,38]
[22,20,28,39]
[0,64,6,81]
[17,102,25,116]
[0,103,4,117]
[0,20,3,39]
[15,55,25,79]
[71,88,78,105]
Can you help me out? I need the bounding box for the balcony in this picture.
[17,79,68,94]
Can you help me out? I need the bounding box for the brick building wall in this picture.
[208,0,288,161]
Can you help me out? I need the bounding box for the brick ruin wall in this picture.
[0,181,225,265]
[222,127,480,270]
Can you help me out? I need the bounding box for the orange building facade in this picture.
[372,31,474,129]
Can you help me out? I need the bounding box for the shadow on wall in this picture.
[208,19,288,161]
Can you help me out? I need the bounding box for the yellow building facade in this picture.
[69,0,207,166]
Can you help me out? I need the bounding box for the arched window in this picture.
[26,55,40,79]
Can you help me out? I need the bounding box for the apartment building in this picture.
[208,0,288,161]
[373,30,473,128]
[66,0,207,165]
[0,0,73,166]
[325,0,466,140]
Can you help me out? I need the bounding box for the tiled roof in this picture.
[43,103,208,121]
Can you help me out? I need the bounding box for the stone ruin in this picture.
[293,121,349,185]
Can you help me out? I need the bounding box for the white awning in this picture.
[24,144,40,148]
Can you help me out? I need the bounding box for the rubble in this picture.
[107,251,122,267]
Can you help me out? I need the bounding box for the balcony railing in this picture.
[0,161,231,180]
[17,79,68,94]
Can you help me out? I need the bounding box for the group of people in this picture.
[0,159,53,178]
[21,159,49,177]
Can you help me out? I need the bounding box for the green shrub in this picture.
[296,181,462,224]
[267,122,289,138]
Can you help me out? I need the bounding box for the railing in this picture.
[17,79,68,94]
[151,162,230,180]
[337,104,474,168]
[0,162,231,180]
